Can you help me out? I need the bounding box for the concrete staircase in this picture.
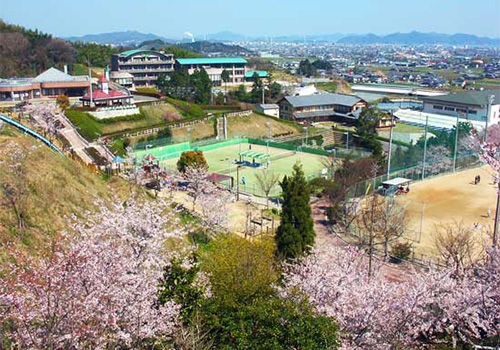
[216,116,227,140]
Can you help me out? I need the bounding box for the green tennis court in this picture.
[160,143,330,196]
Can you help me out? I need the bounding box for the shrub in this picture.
[309,177,334,193]
[177,150,208,173]
[162,111,181,122]
[56,95,70,110]
[391,242,413,262]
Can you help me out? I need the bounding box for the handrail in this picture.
[0,113,65,156]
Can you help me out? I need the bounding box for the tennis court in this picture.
[160,143,330,196]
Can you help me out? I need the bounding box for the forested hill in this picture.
[176,41,255,56]
[0,19,74,77]
[138,39,254,57]
[0,20,127,78]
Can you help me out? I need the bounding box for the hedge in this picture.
[163,97,204,118]
[65,110,103,141]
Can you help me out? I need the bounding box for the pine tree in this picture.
[275,163,315,260]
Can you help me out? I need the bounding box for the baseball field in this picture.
[396,166,495,257]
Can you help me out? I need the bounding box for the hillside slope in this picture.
[0,127,132,258]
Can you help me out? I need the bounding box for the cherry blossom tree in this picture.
[425,145,452,175]
[0,141,39,233]
[24,103,63,142]
[282,246,499,349]
[0,196,187,349]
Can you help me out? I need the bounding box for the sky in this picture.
[1,0,500,38]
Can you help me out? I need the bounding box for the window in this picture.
[445,106,455,111]
[433,105,443,110]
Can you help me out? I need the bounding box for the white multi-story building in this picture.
[175,57,248,86]
[111,50,175,87]
[395,89,500,130]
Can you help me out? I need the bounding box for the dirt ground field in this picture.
[396,166,495,257]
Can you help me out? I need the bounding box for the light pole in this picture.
[236,165,242,201]
[266,121,271,155]
[422,114,429,179]
[485,95,494,143]
[386,112,394,178]
[452,112,460,172]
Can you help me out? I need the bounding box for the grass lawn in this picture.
[66,104,183,140]
[316,81,337,92]
[203,109,236,115]
[160,143,329,196]
[136,87,160,94]
[227,113,301,138]
[392,123,424,133]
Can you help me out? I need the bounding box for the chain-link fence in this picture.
[346,152,480,202]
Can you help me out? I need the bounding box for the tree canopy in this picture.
[275,163,315,260]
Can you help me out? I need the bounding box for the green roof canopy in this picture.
[119,49,167,57]
[245,70,270,78]
[176,57,248,65]
[239,151,270,159]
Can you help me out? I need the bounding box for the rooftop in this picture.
[259,104,279,109]
[176,57,248,65]
[422,89,500,106]
[32,67,88,83]
[284,92,364,108]
[245,70,270,78]
[118,49,173,57]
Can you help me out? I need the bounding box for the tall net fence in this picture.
[345,152,481,201]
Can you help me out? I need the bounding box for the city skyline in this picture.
[1,0,500,39]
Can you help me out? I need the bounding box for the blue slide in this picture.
[0,113,65,156]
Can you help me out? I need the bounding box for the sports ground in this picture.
[160,143,330,196]
[396,166,495,257]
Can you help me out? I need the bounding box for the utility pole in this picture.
[422,114,429,179]
[262,83,265,104]
[88,59,93,108]
[386,112,394,178]
[452,112,460,172]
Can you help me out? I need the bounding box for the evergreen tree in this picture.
[275,163,315,260]
[191,68,212,104]
[251,72,263,103]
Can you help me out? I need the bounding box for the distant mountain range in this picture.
[176,41,254,55]
[337,31,500,45]
[65,31,175,46]
[64,30,500,46]
[138,39,255,56]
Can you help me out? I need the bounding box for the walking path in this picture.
[311,198,411,282]
[58,113,113,165]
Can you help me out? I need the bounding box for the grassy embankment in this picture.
[0,128,134,261]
